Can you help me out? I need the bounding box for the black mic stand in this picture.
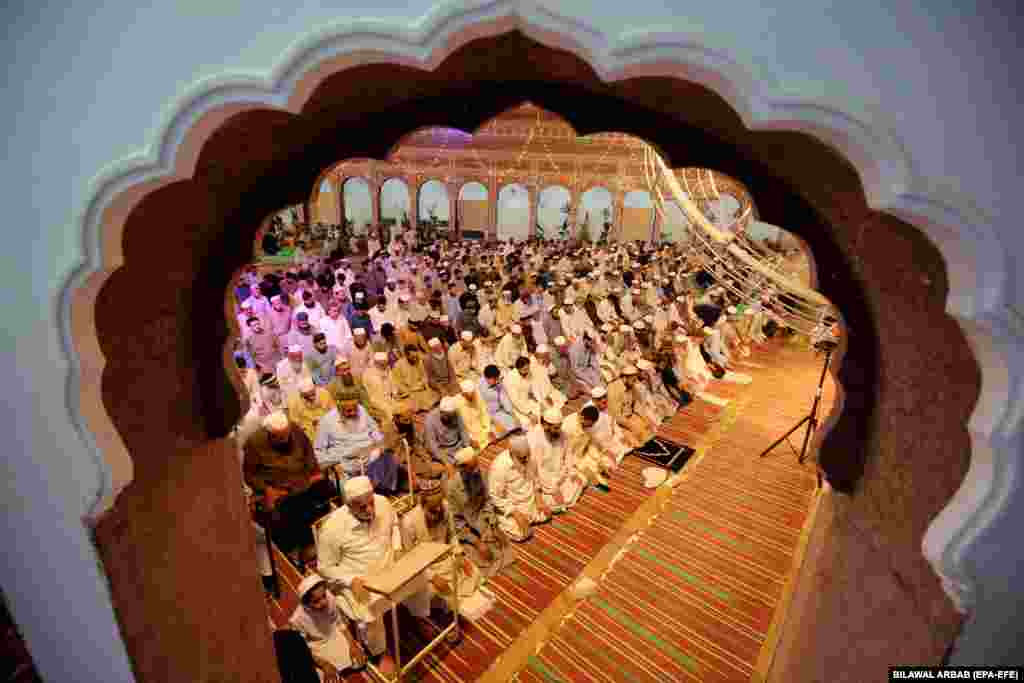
[759,342,835,471]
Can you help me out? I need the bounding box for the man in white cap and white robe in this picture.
[455,379,503,448]
[276,344,313,400]
[448,331,480,386]
[361,352,399,431]
[340,327,373,377]
[290,574,365,678]
[529,345,567,412]
[495,324,528,373]
[316,476,432,676]
[527,407,586,513]
[561,404,614,490]
[608,366,655,447]
[582,386,633,465]
[558,297,595,342]
[487,436,551,542]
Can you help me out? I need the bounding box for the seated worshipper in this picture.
[397,311,431,356]
[306,333,339,387]
[585,386,635,465]
[477,295,496,332]
[289,575,367,679]
[273,627,348,683]
[653,341,692,408]
[487,436,552,542]
[327,357,389,437]
[434,314,459,346]
[595,292,619,325]
[619,287,640,322]
[423,337,457,396]
[267,295,294,347]
[474,331,499,377]
[277,345,314,399]
[633,359,677,426]
[287,378,336,444]
[368,297,397,335]
[296,290,326,328]
[341,326,374,377]
[316,477,433,676]
[315,398,398,493]
[447,447,514,576]
[527,408,587,514]
[478,365,522,435]
[258,372,289,417]
[495,324,528,373]
[722,306,750,358]
[243,412,333,563]
[561,404,615,490]
[608,366,656,447]
[392,345,441,413]
[393,408,447,486]
[620,323,645,370]
[400,479,493,626]
[505,355,543,427]
[550,336,582,400]
[558,297,595,341]
[529,345,567,412]
[286,312,320,358]
[318,301,353,351]
[455,379,505,448]
[244,316,283,375]
[568,333,604,393]
[424,396,476,471]
[448,330,481,386]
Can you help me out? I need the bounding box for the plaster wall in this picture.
[0,2,1021,682]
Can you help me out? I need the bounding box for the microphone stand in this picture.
[759,342,835,472]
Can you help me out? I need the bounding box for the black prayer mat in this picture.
[630,437,696,473]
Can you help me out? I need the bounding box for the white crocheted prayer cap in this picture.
[297,573,327,599]
[343,476,373,499]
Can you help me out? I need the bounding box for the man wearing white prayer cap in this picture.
[290,572,365,676]
[423,395,476,471]
[607,365,655,448]
[487,435,551,541]
[448,329,481,386]
[316,475,432,675]
[526,406,586,513]
[495,323,527,373]
[558,294,596,342]
[276,343,313,399]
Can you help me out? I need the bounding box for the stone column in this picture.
[651,205,663,244]
[527,185,537,240]
[446,182,458,239]
[335,176,345,226]
[612,190,625,243]
[487,182,498,241]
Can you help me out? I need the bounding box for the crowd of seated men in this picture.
[237,231,779,679]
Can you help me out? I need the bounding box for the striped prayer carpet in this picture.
[519,339,834,683]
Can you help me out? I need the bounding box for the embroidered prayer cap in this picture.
[439,396,459,413]
[510,324,523,334]
[621,365,639,376]
[240,301,253,310]
[428,337,442,348]
[591,386,608,399]
[343,476,373,499]
[542,407,563,425]
[298,378,315,394]
[554,336,568,346]
[373,351,389,362]
[297,573,328,600]
[459,379,476,394]
[619,324,632,333]
[469,284,478,291]
[631,288,641,295]
[675,334,689,344]
[355,292,365,300]
[455,447,477,465]
[288,344,303,354]
[262,411,289,432]
[676,295,686,302]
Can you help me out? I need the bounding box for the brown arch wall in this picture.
[90,31,979,682]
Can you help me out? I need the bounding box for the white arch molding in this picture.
[61,0,1020,627]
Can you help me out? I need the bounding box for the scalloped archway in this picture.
[64,7,1014,683]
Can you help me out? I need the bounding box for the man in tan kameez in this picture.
[392,345,440,413]
[607,365,656,447]
[286,377,336,444]
[455,378,503,448]
[448,330,481,386]
[362,352,399,429]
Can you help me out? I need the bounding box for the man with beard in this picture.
[296,290,326,328]
[286,311,319,358]
[341,327,373,377]
[527,407,586,514]
[316,476,432,677]
[582,386,633,466]
[287,378,336,444]
[607,366,656,448]
[243,411,333,564]
[448,330,480,386]
[446,447,512,575]
[266,295,293,348]
[275,344,313,400]
[313,398,391,490]
[423,337,456,396]
[505,356,542,427]
[307,333,338,387]
[326,357,385,436]
[567,333,604,393]
[318,301,352,351]
[423,396,476,471]
[257,372,289,418]
[362,351,399,429]
[244,316,283,374]
[487,436,551,542]
[550,336,581,401]
[397,310,431,357]
[392,345,440,414]
[368,296,396,334]
[495,323,528,374]
[529,344,567,413]
[562,404,616,490]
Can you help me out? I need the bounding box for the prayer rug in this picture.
[631,437,695,473]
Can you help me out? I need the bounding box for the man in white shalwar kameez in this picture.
[527,408,586,514]
[448,330,481,385]
[487,436,552,541]
[495,324,528,373]
[561,404,613,490]
[582,386,633,465]
[504,356,542,427]
[558,297,595,342]
[316,477,432,676]
[529,345,567,413]
[276,345,314,400]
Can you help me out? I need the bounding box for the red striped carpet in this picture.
[518,338,833,683]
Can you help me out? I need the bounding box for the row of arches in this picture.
[317,175,743,242]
